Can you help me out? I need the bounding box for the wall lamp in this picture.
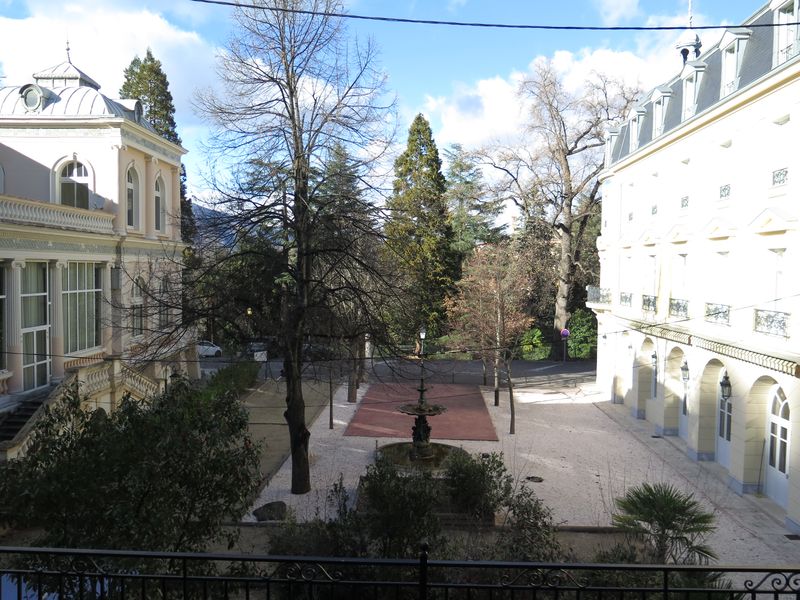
[720,372,732,400]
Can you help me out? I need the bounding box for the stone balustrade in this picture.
[80,363,113,398]
[0,370,11,396]
[121,365,160,399]
[0,195,115,235]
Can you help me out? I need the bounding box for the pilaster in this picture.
[7,260,23,393]
[50,260,67,381]
[145,156,156,239]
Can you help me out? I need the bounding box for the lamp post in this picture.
[680,360,690,384]
[418,326,426,406]
[720,372,732,400]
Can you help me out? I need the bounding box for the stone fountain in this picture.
[397,374,447,460]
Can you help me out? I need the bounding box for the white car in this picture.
[197,340,222,358]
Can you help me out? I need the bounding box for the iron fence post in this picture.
[419,543,429,600]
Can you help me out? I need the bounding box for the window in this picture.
[158,278,170,330]
[60,161,90,209]
[777,0,799,65]
[769,388,790,473]
[0,267,5,370]
[629,114,640,152]
[127,168,139,229]
[653,98,665,137]
[131,275,145,337]
[62,262,103,353]
[21,262,49,390]
[0,163,5,194]
[155,177,164,232]
[683,75,697,119]
[718,389,732,442]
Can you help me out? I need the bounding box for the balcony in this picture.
[754,309,790,337]
[705,303,731,325]
[586,286,611,305]
[669,298,688,318]
[3,546,800,599]
[619,291,632,307]
[0,195,115,235]
[642,295,657,313]
[779,42,799,64]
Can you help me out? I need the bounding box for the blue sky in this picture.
[0,0,761,197]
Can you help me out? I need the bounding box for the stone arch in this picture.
[696,358,725,461]
[661,346,686,436]
[743,375,780,497]
[634,338,656,420]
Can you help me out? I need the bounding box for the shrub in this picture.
[203,361,259,398]
[566,308,597,359]
[444,452,513,518]
[519,327,551,360]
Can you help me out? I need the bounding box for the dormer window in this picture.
[60,161,90,209]
[776,0,799,65]
[720,29,752,97]
[683,75,696,119]
[653,98,666,137]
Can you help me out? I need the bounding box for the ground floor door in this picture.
[765,389,790,507]
[22,327,49,390]
[716,394,732,470]
[679,391,689,440]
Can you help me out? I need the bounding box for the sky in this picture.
[0,0,762,200]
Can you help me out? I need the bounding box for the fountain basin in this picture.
[376,441,468,472]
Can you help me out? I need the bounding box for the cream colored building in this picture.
[0,58,197,458]
[590,0,800,528]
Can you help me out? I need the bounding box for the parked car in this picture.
[197,340,222,358]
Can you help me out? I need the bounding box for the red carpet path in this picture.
[344,383,498,441]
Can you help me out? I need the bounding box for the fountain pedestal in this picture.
[398,402,446,460]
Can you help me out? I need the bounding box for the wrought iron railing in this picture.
[586,286,611,305]
[705,303,731,325]
[3,546,800,599]
[619,292,632,307]
[642,294,657,312]
[754,309,790,337]
[772,167,788,187]
[669,298,688,318]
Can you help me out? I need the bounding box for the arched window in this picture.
[769,388,790,474]
[60,161,90,209]
[154,177,164,232]
[126,168,139,229]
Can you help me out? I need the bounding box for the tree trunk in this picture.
[506,358,516,435]
[348,336,359,402]
[284,348,310,494]
[553,222,574,359]
[493,352,500,407]
[482,356,487,386]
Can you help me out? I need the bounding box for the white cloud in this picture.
[593,0,640,26]
[0,2,224,196]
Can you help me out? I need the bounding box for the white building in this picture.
[590,0,800,528]
[0,57,197,458]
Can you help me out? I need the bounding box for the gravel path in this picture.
[248,377,800,566]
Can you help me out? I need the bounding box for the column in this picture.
[7,260,24,393]
[144,156,156,239]
[50,260,67,381]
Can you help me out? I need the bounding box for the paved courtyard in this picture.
[246,361,800,565]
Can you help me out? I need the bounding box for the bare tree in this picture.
[482,61,637,354]
[195,0,395,494]
[446,242,531,434]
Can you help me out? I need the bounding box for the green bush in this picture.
[519,327,551,360]
[444,451,513,518]
[203,362,259,399]
[566,308,597,359]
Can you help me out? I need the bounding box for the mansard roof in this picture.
[607,2,789,167]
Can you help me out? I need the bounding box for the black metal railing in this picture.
[668,298,688,318]
[619,291,632,307]
[705,303,731,325]
[754,309,790,337]
[586,286,611,305]
[4,546,800,600]
[642,294,657,313]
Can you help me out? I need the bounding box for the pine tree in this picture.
[385,114,457,340]
[120,49,196,243]
[444,144,505,270]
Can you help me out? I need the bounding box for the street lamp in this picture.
[680,360,690,383]
[651,351,658,368]
[418,325,427,406]
[720,372,732,400]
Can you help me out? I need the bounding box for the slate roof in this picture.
[608,2,794,166]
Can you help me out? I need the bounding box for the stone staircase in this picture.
[0,388,52,443]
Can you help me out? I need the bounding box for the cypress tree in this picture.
[385,114,457,339]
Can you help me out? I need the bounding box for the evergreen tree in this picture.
[120,48,196,244]
[444,144,505,269]
[385,114,457,340]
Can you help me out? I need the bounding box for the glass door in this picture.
[21,263,50,390]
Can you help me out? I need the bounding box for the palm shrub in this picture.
[612,482,717,564]
[519,327,551,360]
